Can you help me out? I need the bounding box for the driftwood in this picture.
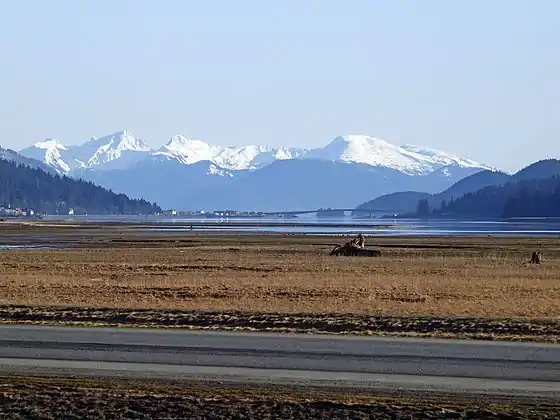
[529,251,542,264]
[330,233,380,257]
[330,244,381,257]
[351,233,365,249]
[352,247,381,257]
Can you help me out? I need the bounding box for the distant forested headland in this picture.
[0,158,161,215]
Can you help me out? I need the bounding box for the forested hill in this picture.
[0,158,161,215]
[354,169,510,215]
[432,174,560,218]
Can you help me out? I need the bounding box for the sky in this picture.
[1,0,558,172]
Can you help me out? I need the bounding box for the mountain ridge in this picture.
[20,130,497,175]
[18,129,499,211]
[173,159,486,212]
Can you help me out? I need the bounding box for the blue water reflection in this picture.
[41,215,560,237]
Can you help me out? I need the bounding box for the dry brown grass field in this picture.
[0,223,558,318]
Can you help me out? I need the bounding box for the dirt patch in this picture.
[0,305,558,342]
[1,375,558,420]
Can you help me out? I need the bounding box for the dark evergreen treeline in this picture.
[0,158,161,214]
[411,159,560,218]
[425,175,560,218]
[355,170,512,215]
[502,176,560,217]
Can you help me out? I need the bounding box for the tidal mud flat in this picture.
[0,222,558,341]
[1,376,558,420]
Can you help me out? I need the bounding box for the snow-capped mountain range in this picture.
[21,131,152,174]
[19,129,495,176]
[15,129,501,211]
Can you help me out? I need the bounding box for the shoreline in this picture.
[3,218,403,228]
[3,219,560,240]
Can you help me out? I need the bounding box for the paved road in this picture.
[0,325,558,397]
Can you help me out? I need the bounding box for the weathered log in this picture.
[529,251,542,264]
[330,243,380,257]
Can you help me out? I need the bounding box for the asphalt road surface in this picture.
[0,325,558,398]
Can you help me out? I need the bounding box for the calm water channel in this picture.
[42,215,560,237]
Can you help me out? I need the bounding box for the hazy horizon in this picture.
[2,0,559,173]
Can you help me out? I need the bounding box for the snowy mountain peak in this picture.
[155,135,222,165]
[332,134,393,147]
[154,136,307,170]
[20,138,71,173]
[213,145,272,171]
[81,130,152,169]
[304,135,427,173]
[329,135,402,157]
[273,147,305,160]
[33,138,68,151]
[163,135,211,150]
[302,134,492,175]
[90,130,151,152]
[19,130,154,173]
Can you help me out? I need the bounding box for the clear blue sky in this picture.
[1,0,558,172]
